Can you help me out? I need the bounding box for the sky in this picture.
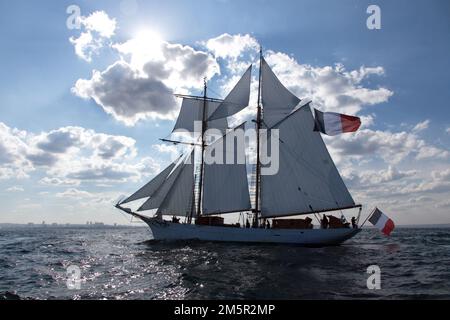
[0,0,449,225]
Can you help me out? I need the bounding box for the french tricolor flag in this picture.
[369,208,395,236]
[314,108,361,136]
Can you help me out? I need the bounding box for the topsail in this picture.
[172,99,228,134]
[261,58,301,128]
[209,65,252,121]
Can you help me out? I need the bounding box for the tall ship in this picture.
[116,49,363,245]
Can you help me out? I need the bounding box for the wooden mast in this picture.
[196,78,208,219]
[254,47,263,227]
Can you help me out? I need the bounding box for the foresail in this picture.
[208,65,252,121]
[260,105,355,218]
[120,159,178,204]
[202,123,251,215]
[172,99,228,134]
[137,157,186,212]
[261,58,301,128]
[157,151,195,217]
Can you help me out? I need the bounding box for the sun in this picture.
[122,28,165,68]
[133,28,163,45]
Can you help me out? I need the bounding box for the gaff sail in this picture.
[260,105,356,218]
[202,123,251,215]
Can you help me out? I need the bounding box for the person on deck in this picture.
[266,220,270,229]
[351,217,357,229]
[172,216,180,223]
[246,219,251,229]
[321,215,329,229]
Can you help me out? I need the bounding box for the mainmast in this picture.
[254,47,263,227]
[196,78,208,219]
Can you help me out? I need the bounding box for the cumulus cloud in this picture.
[29,126,137,161]
[0,122,156,184]
[73,36,219,125]
[363,166,416,184]
[0,123,33,179]
[81,11,117,38]
[69,11,116,62]
[205,33,258,59]
[326,128,449,165]
[73,61,178,126]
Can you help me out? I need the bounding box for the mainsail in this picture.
[260,105,356,218]
[120,158,179,204]
[202,123,251,215]
[261,57,301,128]
[172,99,228,134]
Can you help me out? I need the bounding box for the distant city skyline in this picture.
[1,0,449,225]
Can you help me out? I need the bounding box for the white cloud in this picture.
[73,61,178,126]
[446,127,450,134]
[0,123,33,180]
[327,128,449,165]
[432,168,450,181]
[361,166,416,185]
[69,32,101,63]
[0,122,158,185]
[81,11,117,38]
[69,11,116,62]
[73,37,220,125]
[412,120,430,133]
[56,188,93,199]
[6,186,24,192]
[39,177,80,187]
[205,33,258,59]
[416,145,449,160]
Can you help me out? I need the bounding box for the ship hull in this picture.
[138,216,361,246]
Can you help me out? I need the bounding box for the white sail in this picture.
[121,159,179,204]
[260,105,355,218]
[261,58,301,128]
[157,151,195,217]
[172,99,228,134]
[208,65,252,120]
[202,124,251,215]
[137,157,186,212]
